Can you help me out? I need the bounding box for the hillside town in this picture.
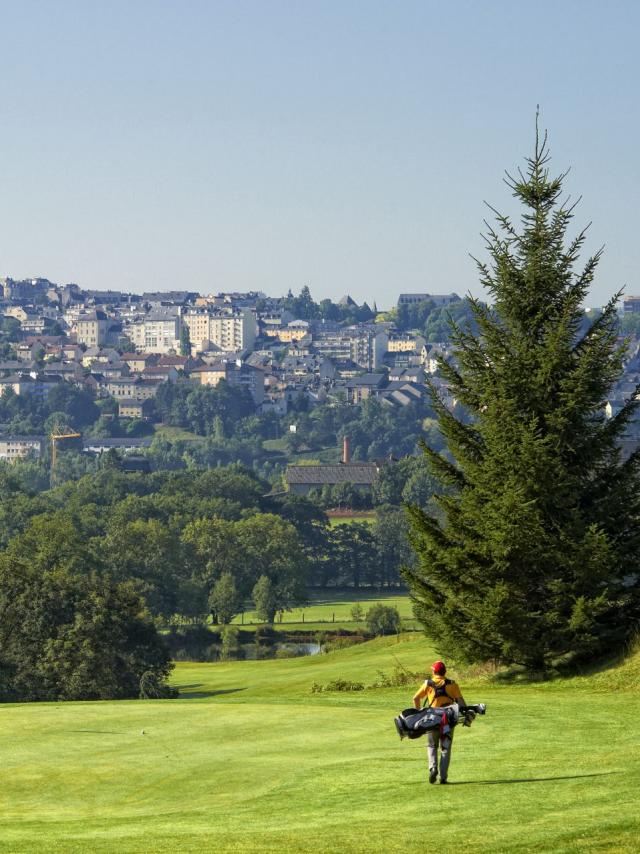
[1,277,640,468]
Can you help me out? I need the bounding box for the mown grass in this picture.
[1,635,639,853]
[230,591,415,627]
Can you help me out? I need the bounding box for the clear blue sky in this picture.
[0,0,638,308]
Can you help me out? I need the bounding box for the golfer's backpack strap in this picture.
[424,678,454,707]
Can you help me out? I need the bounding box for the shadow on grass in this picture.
[448,772,614,786]
[487,643,639,684]
[490,665,612,685]
[177,686,247,699]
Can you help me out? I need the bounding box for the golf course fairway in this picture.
[1,634,639,853]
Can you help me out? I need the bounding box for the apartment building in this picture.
[182,308,256,353]
[118,398,155,419]
[126,309,181,354]
[190,360,264,404]
[104,377,160,400]
[76,310,110,347]
[0,435,44,461]
[312,328,388,371]
[267,320,310,342]
[387,335,426,353]
[0,373,60,398]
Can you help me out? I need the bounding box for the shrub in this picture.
[220,625,241,661]
[310,678,365,693]
[365,604,401,636]
[350,604,364,622]
[368,665,421,689]
[322,635,366,653]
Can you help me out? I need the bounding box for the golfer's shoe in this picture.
[394,717,405,740]
[439,779,448,785]
[429,768,438,784]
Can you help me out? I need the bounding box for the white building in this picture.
[0,435,44,461]
[128,312,181,354]
[182,308,256,353]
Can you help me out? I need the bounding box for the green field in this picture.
[153,425,202,442]
[326,514,375,527]
[230,590,415,627]
[2,635,640,853]
[261,439,338,464]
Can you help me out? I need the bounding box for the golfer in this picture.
[412,660,465,784]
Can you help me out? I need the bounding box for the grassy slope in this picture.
[2,636,640,853]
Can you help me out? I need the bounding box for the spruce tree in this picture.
[403,127,640,671]
[180,324,191,357]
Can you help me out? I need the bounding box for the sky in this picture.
[0,0,638,309]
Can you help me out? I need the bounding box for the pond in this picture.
[278,642,322,656]
[241,642,322,660]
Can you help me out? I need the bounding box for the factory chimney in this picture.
[342,436,351,464]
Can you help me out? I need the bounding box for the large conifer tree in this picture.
[404,128,640,670]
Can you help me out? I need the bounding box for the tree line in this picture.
[0,463,417,701]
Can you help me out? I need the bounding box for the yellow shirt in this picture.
[413,676,462,708]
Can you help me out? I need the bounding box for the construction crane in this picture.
[50,427,82,478]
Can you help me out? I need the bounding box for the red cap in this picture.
[431,660,446,675]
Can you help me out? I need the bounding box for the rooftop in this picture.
[285,463,379,486]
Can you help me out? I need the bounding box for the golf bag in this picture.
[394,703,486,741]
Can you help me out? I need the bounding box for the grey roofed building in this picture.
[144,307,181,320]
[77,309,108,321]
[345,372,387,403]
[338,294,357,307]
[142,291,198,304]
[383,389,418,407]
[345,373,387,391]
[83,437,153,453]
[285,462,379,495]
[388,366,426,383]
[397,292,460,307]
[0,360,27,374]
[379,381,428,407]
[0,373,61,396]
[85,290,125,303]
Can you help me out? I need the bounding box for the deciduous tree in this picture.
[209,571,241,625]
[252,574,277,624]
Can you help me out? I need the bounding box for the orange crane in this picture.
[50,427,82,475]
